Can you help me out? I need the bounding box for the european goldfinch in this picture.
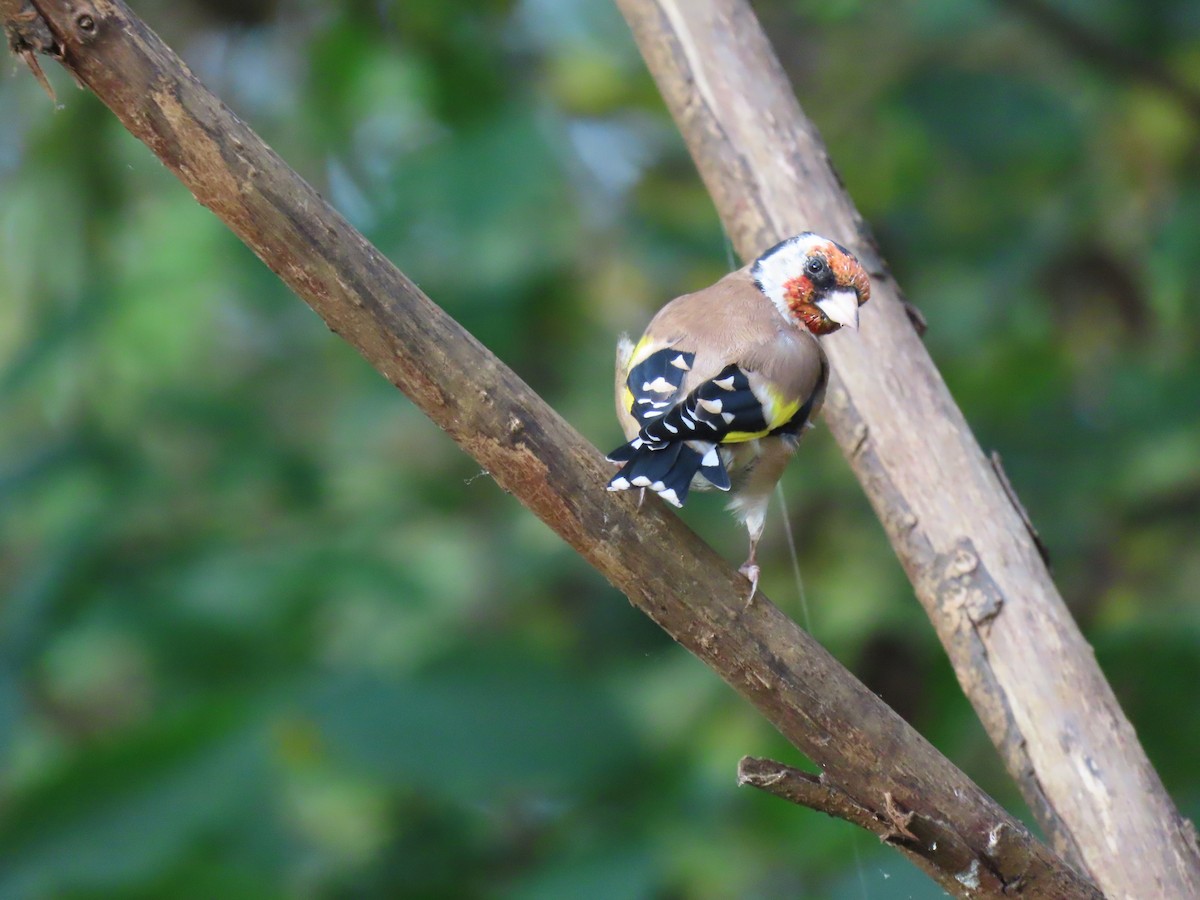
[607,233,871,599]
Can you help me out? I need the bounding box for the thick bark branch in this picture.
[1,1,1104,896]
[611,1,1200,897]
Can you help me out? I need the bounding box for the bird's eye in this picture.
[806,257,826,276]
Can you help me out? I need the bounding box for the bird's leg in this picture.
[732,490,772,606]
[739,533,761,607]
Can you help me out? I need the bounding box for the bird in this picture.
[606,233,871,601]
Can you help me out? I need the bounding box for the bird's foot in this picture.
[739,561,760,607]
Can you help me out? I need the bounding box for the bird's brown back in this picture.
[638,268,826,404]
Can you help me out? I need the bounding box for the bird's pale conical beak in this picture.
[815,289,860,330]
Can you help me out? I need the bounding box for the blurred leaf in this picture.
[900,69,1081,172]
[0,701,271,900]
[501,842,658,900]
[304,661,639,800]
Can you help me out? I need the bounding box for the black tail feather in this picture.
[607,439,729,508]
[697,444,731,490]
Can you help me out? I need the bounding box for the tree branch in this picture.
[1,0,59,99]
[738,756,1014,895]
[0,1,1104,896]
[612,1,1200,897]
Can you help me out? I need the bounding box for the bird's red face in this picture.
[751,234,871,335]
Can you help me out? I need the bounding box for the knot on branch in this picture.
[883,790,917,842]
[935,538,1004,636]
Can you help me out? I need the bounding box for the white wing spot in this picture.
[669,355,691,370]
[609,477,630,490]
[663,422,678,434]
[713,375,736,391]
[643,410,663,418]
[722,412,736,424]
[657,488,682,507]
[701,447,720,467]
[698,398,723,414]
[631,475,652,487]
[642,376,676,394]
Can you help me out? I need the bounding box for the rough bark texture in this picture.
[612,1,1200,897]
[1,1,1108,897]
[1,0,60,97]
[737,756,1016,896]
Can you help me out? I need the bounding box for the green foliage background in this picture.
[1,0,1198,896]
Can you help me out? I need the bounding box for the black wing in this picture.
[624,347,695,428]
[632,364,769,449]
